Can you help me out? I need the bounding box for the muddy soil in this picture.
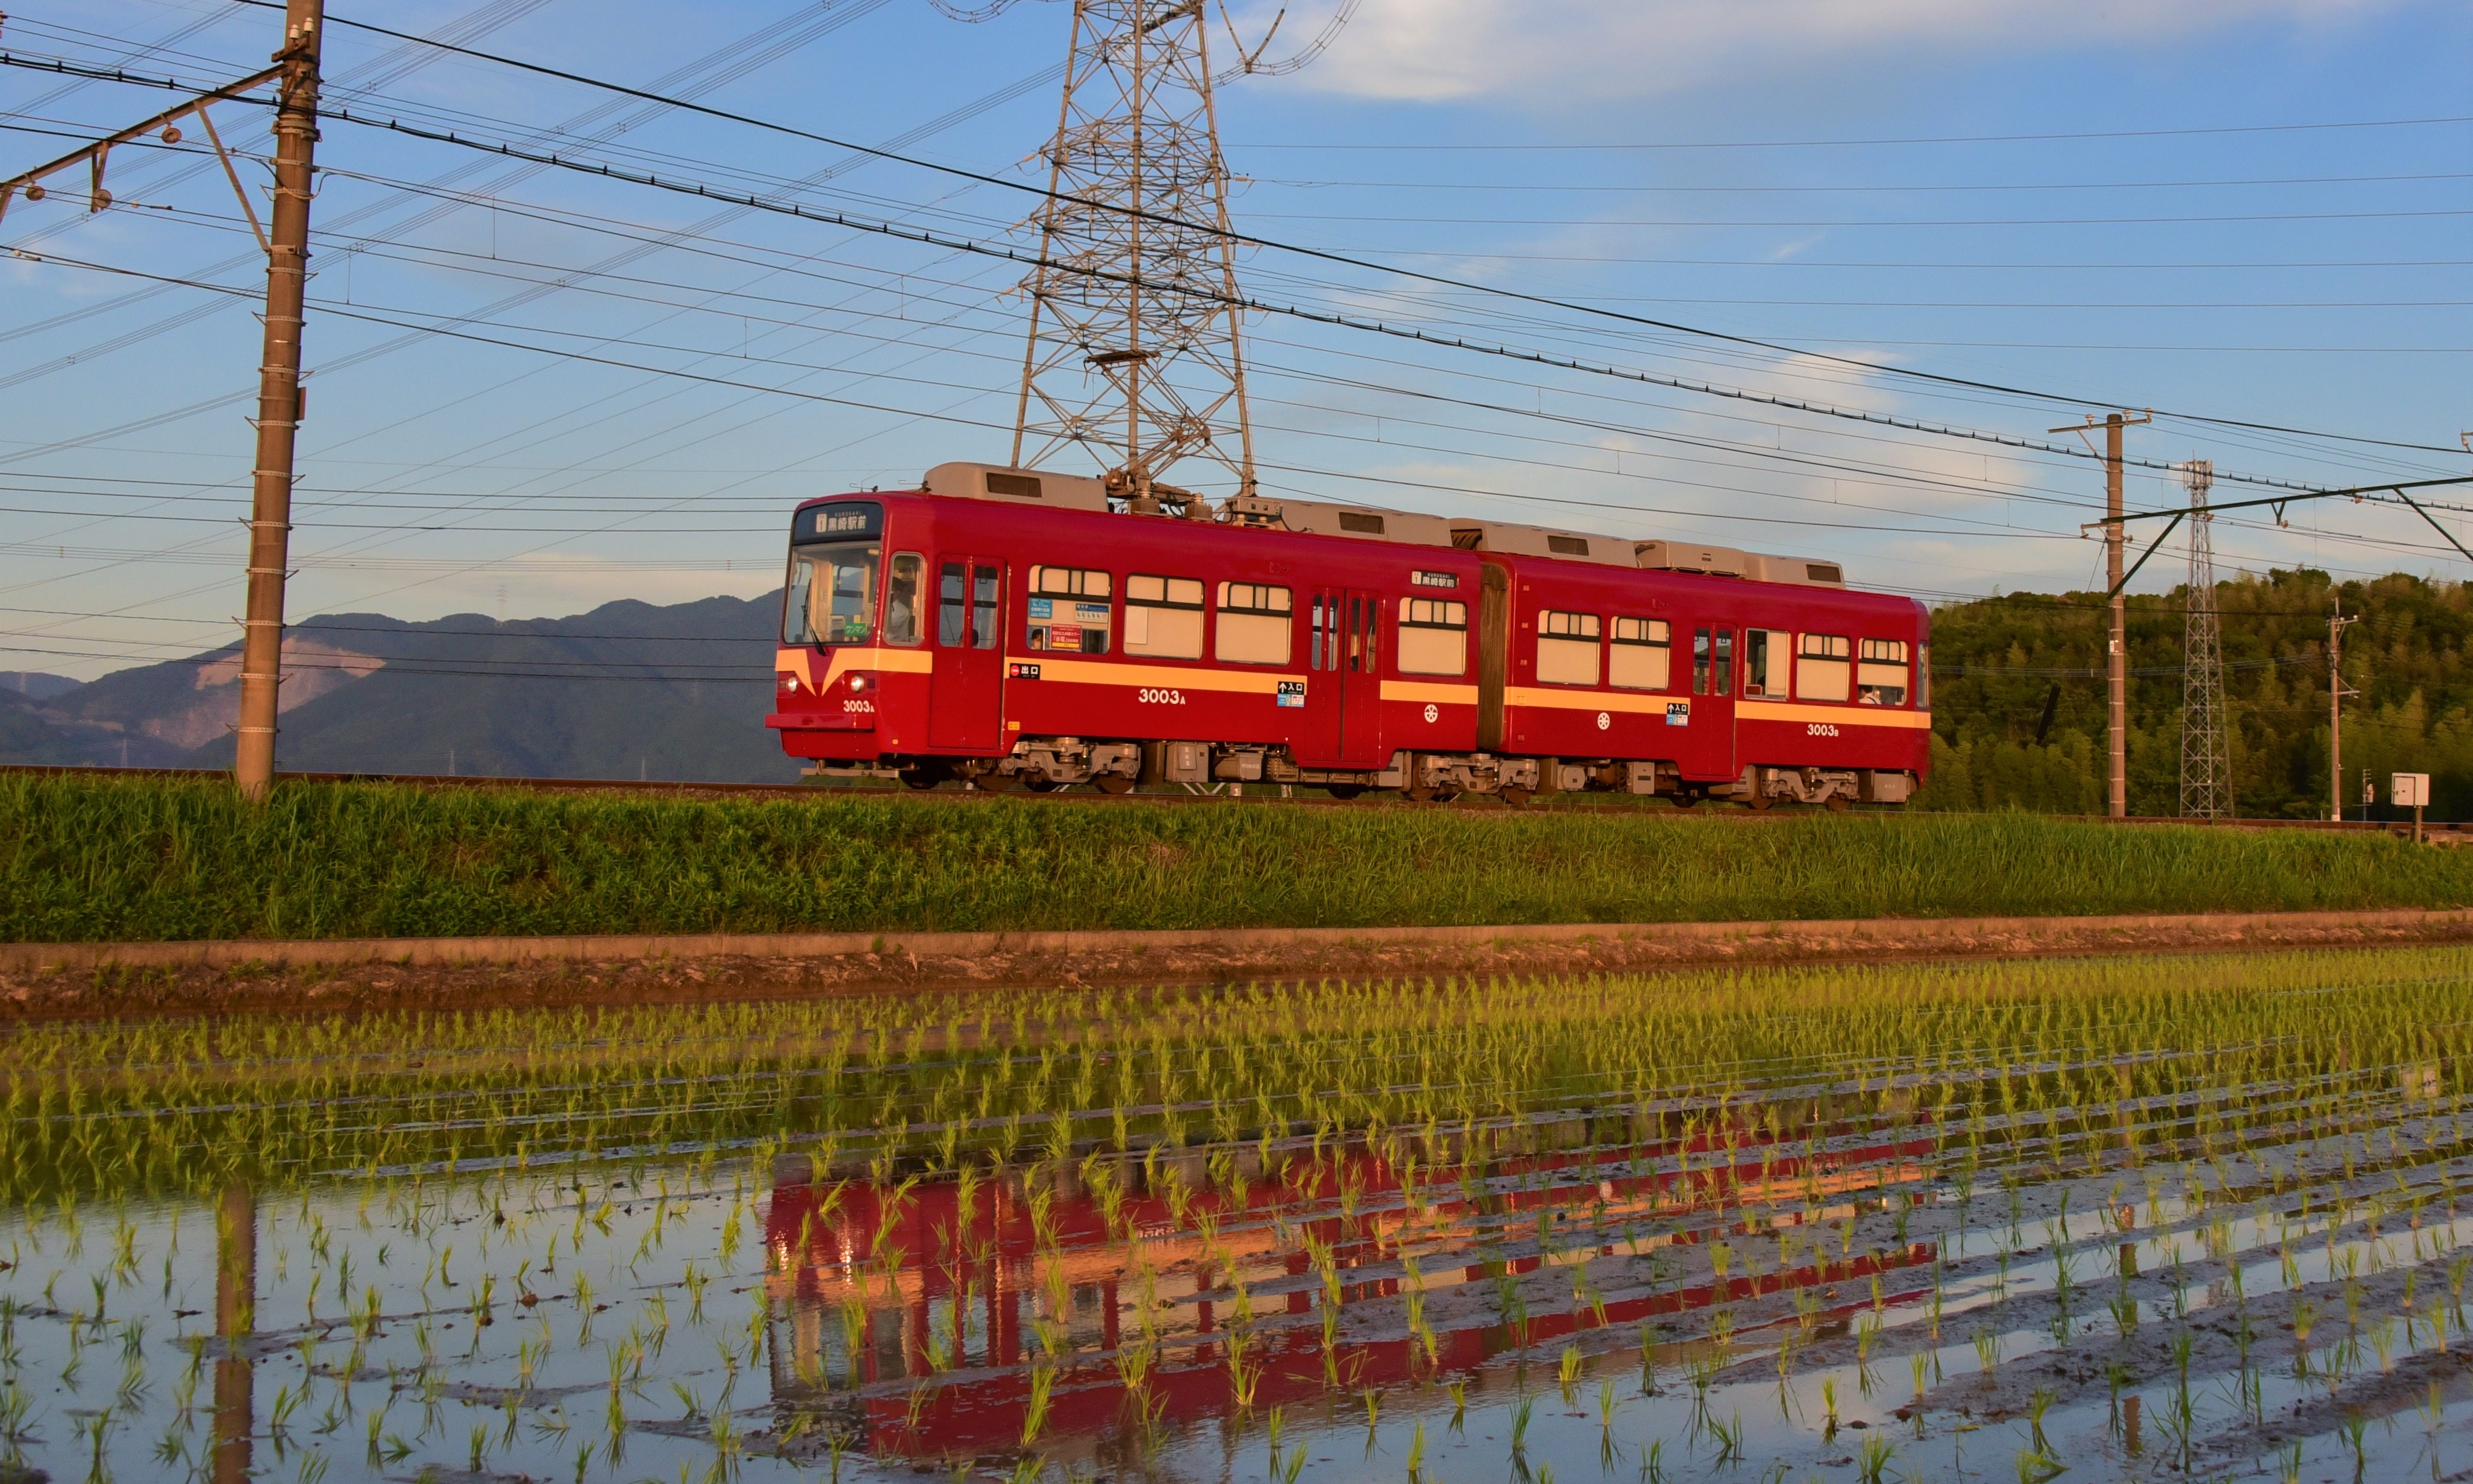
[8,909,2473,1023]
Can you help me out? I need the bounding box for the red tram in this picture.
[767,462,1929,806]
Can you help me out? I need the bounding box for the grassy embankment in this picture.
[7,771,2473,943]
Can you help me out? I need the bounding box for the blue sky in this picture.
[2,0,2467,678]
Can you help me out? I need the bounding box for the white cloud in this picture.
[1247,0,2401,101]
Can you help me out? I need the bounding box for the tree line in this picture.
[1915,567,2473,820]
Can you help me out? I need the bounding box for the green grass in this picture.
[6,772,2473,943]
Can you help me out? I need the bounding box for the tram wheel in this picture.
[898,763,948,791]
[1094,772,1135,795]
[1745,789,1774,810]
[1500,785,1534,808]
[1670,792,1699,809]
[1825,793,1853,813]
[1323,784,1365,800]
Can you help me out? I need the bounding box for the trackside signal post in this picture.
[235,0,324,799]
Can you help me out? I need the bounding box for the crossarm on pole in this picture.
[2105,512,2184,602]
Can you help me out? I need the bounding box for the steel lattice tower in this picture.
[1010,0,1256,509]
[2179,459,2234,818]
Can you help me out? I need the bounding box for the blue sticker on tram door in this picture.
[1275,679,1307,708]
[1666,700,1691,726]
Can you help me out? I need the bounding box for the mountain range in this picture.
[0,592,799,783]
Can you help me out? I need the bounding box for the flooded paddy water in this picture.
[8,950,2473,1483]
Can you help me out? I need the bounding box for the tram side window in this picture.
[1024,565,1113,654]
[1691,627,1711,695]
[1743,629,1788,698]
[1124,574,1205,659]
[883,553,923,645]
[1797,633,1852,701]
[1609,616,1670,690]
[1536,610,1602,686]
[1399,597,1468,676]
[1217,582,1292,664]
[1858,638,1911,705]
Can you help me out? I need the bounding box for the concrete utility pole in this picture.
[2329,596,2359,823]
[2056,411,2150,818]
[234,0,324,799]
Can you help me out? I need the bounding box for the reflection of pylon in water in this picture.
[2179,460,2233,819]
[1009,0,1257,511]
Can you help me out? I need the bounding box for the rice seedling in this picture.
[11,947,2473,1480]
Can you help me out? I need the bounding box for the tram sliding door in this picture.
[928,558,1004,751]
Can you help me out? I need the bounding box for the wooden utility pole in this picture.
[2329,597,2359,823]
[2055,410,2149,818]
[234,0,324,799]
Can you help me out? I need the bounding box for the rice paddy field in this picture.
[9,949,2473,1483]
[10,771,2473,942]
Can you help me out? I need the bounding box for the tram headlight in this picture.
[777,672,800,693]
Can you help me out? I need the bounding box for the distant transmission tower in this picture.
[2179,459,2234,819]
[947,0,1357,509]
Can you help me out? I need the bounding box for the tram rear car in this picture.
[767,463,1928,807]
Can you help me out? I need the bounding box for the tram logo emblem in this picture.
[1423,703,1440,723]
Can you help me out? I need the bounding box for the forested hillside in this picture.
[1917,567,2473,820]
[2,594,797,782]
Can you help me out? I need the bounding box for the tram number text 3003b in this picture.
[1138,687,1188,706]
[1806,722,1841,737]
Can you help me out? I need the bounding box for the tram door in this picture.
[928,558,1004,751]
[1676,621,1739,782]
[1296,589,1388,768]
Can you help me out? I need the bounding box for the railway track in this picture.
[5,762,2462,836]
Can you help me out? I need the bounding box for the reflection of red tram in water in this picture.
[762,1118,1940,1455]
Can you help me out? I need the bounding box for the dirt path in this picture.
[6,907,2473,1022]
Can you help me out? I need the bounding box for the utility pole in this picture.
[0,2,320,799]
[234,0,324,800]
[2056,410,2150,819]
[2329,596,2359,823]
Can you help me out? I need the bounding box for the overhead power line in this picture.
[1228,114,2473,151]
[28,30,2455,459]
[6,240,2348,500]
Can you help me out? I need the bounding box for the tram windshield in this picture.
[784,502,884,646]
[785,543,878,646]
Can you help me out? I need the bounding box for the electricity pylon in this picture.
[2179,460,2234,819]
[1010,0,1250,509]
[964,0,1357,510]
